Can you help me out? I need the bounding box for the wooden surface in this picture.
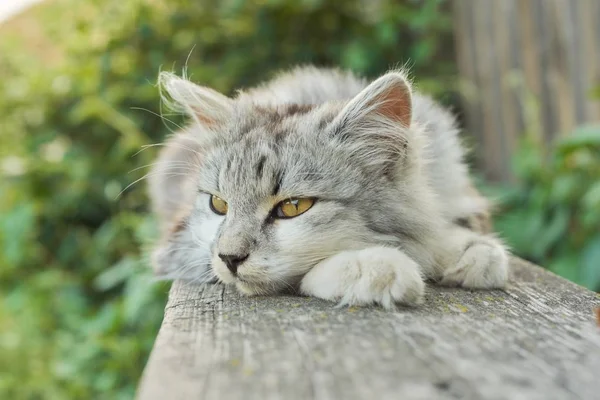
[137,258,600,400]
[453,0,600,182]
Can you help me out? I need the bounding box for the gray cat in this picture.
[147,66,508,309]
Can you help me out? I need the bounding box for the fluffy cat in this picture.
[147,66,509,309]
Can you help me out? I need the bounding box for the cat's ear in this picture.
[328,71,415,174]
[332,71,412,131]
[159,72,233,127]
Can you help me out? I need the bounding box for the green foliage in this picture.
[0,0,454,398]
[488,125,600,291]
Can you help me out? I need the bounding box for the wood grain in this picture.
[137,258,600,400]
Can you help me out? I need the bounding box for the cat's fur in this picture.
[147,66,508,308]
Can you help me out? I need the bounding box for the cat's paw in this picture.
[300,247,424,309]
[441,239,509,289]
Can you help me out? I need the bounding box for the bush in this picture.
[488,125,600,291]
[0,0,454,397]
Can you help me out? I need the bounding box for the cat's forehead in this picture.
[198,103,361,201]
[215,131,310,198]
[230,102,340,137]
[218,104,331,168]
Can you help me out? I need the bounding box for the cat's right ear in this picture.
[159,72,234,127]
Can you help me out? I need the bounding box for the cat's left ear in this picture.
[328,71,414,173]
[159,72,234,127]
[331,71,412,131]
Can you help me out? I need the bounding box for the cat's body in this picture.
[148,66,508,308]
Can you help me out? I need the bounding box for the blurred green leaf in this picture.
[94,257,138,291]
[557,125,600,152]
[551,254,581,285]
[0,202,36,267]
[490,124,600,293]
[531,207,569,259]
[582,235,600,289]
[582,181,600,210]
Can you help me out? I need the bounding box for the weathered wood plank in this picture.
[137,258,600,400]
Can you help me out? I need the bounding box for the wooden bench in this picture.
[136,257,600,400]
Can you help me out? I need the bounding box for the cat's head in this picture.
[151,70,435,295]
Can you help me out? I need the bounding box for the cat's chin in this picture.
[234,276,301,296]
[234,280,276,296]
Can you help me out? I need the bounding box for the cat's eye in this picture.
[275,198,315,219]
[209,195,228,215]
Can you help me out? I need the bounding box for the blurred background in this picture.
[0,0,598,398]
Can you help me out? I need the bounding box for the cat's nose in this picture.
[218,253,249,275]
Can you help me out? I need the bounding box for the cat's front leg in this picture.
[440,226,509,289]
[299,247,425,309]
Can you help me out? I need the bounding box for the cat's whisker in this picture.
[158,246,203,255]
[129,161,198,174]
[129,166,197,177]
[151,259,211,282]
[130,106,185,133]
[266,275,297,293]
[165,260,213,285]
[134,142,204,160]
[188,268,217,286]
[118,171,192,199]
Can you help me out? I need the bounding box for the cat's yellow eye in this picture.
[209,195,228,215]
[275,198,315,219]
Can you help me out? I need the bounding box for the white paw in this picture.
[300,247,425,309]
[442,240,509,289]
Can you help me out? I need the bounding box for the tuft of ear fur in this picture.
[158,71,233,126]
